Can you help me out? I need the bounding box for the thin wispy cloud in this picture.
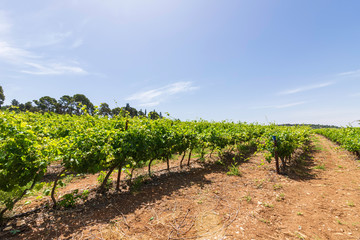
[127,81,199,107]
[279,82,333,95]
[0,41,87,76]
[0,11,87,76]
[252,101,307,109]
[0,41,37,62]
[0,41,87,75]
[21,62,87,75]
[23,31,72,48]
[338,69,360,76]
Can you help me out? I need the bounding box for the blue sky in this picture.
[0,0,360,126]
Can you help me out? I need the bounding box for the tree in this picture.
[138,109,145,117]
[149,110,160,120]
[99,103,112,116]
[122,103,137,117]
[33,96,58,112]
[59,95,74,114]
[73,94,94,115]
[11,99,19,106]
[0,86,4,107]
[112,107,121,116]
[24,101,33,112]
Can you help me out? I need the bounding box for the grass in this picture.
[297,212,303,216]
[273,183,282,190]
[347,201,355,207]
[263,203,274,208]
[255,179,266,189]
[259,218,269,224]
[227,164,242,176]
[243,194,252,203]
[276,193,285,202]
[295,232,305,240]
[336,219,343,225]
[313,164,326,170]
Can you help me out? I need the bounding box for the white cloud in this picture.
[279,82,333,95]
[275,101,306,108]
[23,31,72,48]
[127,81,199,107]
[21,62,87,75]
[0,41,87,75]
[338,69,360,76]
[0,41,37,62]
[252,101,307,109]
[0,11,87,76]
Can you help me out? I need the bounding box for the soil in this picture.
[1,135,360,239]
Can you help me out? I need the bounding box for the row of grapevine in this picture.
[0,110,312,218]
[316,127,360,155]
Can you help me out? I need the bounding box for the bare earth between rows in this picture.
[2,134,360,239]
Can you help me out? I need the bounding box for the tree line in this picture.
[0,86,162,119]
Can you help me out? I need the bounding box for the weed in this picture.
[263,203,273,208]
[130,175,148,193]
[227,164,242,176]
[273,184,282,190]
[259,218,269,224]
[336,219,343,225]
[10,229,20,235]
[58,189,89,208]
[295,232,305,240]
[215,159,225,166]
[276,193,285,201]
[347,201,355,207]
[313,164,326,170]
[43,188,51,196]
[297,212,303,216]
[243,195,252,203]
[255,179,266,189]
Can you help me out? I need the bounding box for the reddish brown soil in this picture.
[1,135,360,239]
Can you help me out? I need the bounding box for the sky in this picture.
[0,0,360,126]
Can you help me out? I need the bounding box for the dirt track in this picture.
[2,135,360,239]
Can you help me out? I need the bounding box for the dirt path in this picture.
[2,135,360,239]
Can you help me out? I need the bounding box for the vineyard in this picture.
[315,127,360,156]
[1,111,360,239]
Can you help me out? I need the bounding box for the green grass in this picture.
[243,194,252,203]
[263,203,274,208]
[227,164,242,176]
[313,164,326,170]
[276,193,285,201]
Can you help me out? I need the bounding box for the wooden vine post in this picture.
[272,136,280,174]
